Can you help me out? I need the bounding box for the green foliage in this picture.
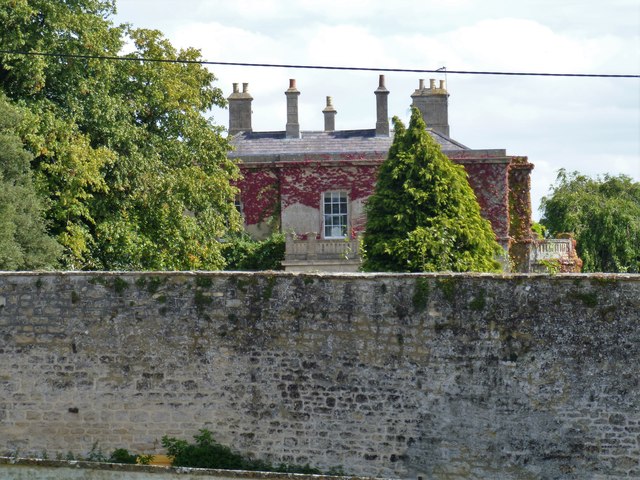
[57,445,150,465]
[162,429,254,470]
[362,108,502,272]
[222,232,285,270]
[137,454,154,465]
[539,258,561,275]
[412,277,430,311]
[0,94,62,269]
[0,1,241,270]
[540,170,640,272]
[161,429,322,474]
[85,441,107,463]
[531,222,547,240]
[109,448,138,464]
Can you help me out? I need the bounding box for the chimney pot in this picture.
[323,96,337,132]
[228,81,253,135]
[411,78,450,137]
[289,78,297,90]
[419,79,425,90]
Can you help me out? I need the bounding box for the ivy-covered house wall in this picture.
[229,78,536,270]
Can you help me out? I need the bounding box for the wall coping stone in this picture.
[0,458,388,480]
[2,271,639,279]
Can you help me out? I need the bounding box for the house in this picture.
[228,76,537,272]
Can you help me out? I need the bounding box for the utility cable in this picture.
[0,49,638,78]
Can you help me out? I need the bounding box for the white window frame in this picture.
[322,191,349,239]
[234,196,244,215]
[234,195,245,224]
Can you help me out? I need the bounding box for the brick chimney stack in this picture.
[285,79,301,139]
[374,74,390,137]
[228,82,253,135]
[322,96,337,132]
[411,78,450,137]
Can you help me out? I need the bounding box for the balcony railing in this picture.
[528,237,581,273]
[285,233,361,261]
[530,238,573,262]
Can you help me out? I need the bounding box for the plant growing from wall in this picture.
[531,222,547,239]
[162,429,323,474]
[539,258,561,275]
[85,441,107,463]
[362,108,502,272]
[108,448,138,464]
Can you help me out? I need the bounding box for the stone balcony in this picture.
[529,236,582,273]
[281,233,362,272]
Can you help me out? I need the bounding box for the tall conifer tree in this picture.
[362,108,502,272]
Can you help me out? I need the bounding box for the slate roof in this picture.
[229,128,469,159]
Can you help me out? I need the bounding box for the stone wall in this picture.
[1,272,639,479]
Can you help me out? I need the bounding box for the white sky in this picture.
[113,0,640,219]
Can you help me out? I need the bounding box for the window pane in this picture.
[323,191,348,238]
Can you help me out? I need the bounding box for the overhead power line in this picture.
[1,49,638,79]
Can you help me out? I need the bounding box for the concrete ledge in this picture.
[0,458,384,480]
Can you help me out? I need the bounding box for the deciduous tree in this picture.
[362,108,502,272]
[540,170,640,273]
[0,94,62,269]
[0,0,241,270]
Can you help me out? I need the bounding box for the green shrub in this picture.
[85,442,107,462]
[109,448,138,464]
[222,232,285,271]
[162,430,246,470]
[162,429,322,474]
